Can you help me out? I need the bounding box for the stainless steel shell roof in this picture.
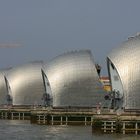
[6,62,46,105]
[107,35,140,109]
[0,71,7,105]
[45,50,106,107]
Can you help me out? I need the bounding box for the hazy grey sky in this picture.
[0,0,140,75]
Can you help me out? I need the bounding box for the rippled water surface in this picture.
[0,120,140,140]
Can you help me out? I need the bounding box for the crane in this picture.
[0,43,21,48]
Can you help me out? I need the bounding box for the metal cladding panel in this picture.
[45,50,106,107]
[7,62,45,105]
[108,35,140,110]
[0,71,7,105]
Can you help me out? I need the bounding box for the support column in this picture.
[85,117,87,126]
[111,122,113,132]
[123,122,125,134]
[90,117,93,126]
[51,116,54,125]
[19,113,20,120]
[61,116,63,125]
[135,122,138,135]
[66,116,68,125]
[1,112,3,119]
[5,112,7,119]
[38,115,40,124]
[11,113,13,120]
[22,113,24,120]
[43,115,45,124]
[104,122,106,133]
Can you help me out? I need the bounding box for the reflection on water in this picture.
[0,120,139,140]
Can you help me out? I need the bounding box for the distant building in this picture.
[100,76,111,92]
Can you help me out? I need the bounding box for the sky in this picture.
[0,0,140,75]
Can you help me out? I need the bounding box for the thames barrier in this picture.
[1,34,140,135]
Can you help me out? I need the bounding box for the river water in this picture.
[0,120,139,140]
